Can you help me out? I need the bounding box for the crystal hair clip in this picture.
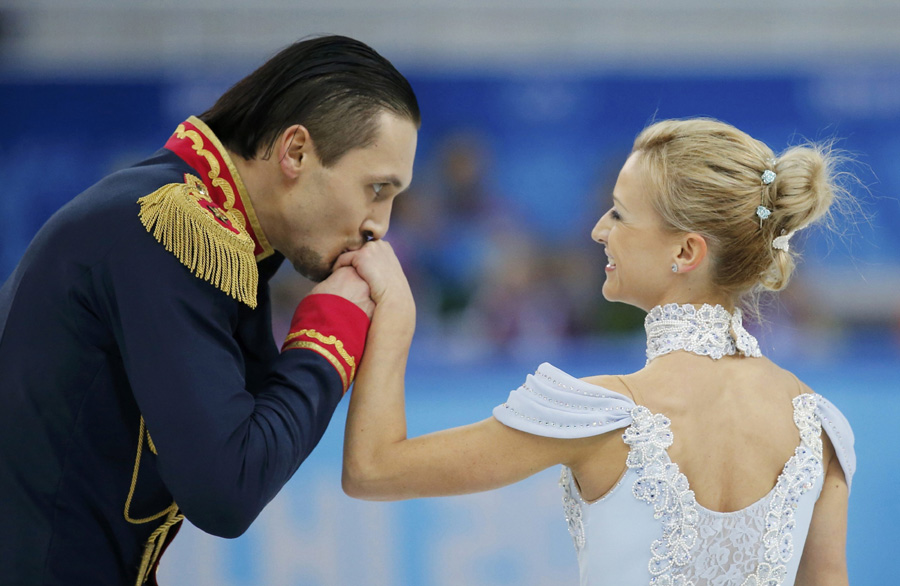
[756,169,777,227]
[773,230,794,252]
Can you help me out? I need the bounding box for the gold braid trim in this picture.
[284,329,357,381]
[173,124,240,224]
[282,340,349,391]
[137,175,258,309]
[135,506,184,586]
[125,417,185,585]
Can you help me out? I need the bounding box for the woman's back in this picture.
[580,354,812,513]
[495,359,853,586]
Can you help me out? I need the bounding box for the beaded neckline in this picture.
[644,303,761,364]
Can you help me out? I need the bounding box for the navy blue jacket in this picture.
[0,117,368,585]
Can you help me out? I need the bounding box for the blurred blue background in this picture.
[0,1,897,583]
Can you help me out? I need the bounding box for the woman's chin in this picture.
[600,282,617,303]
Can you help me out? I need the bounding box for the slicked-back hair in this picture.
[200,35,420,167]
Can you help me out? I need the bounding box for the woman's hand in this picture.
[335,240,415,336]
[309,266,374,318]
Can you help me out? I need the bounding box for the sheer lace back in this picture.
[495,362,853,586]
[562,393,823,586]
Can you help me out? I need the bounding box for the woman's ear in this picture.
[277,124,312,179]
[675,232,708,273]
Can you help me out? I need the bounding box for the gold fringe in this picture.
[137,178,258,309]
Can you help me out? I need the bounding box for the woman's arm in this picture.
[795,433,849,586]
[337,241,595,501]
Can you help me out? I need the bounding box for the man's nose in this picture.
[361,204,392,241]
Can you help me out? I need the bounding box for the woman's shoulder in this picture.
[531,363,637,402]
[491,363,636,439]
[579,374,636,402]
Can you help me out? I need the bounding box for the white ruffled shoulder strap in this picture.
[492,362,636,439]
[814,393,856,493]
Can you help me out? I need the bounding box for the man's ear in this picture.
[277,124,313,180]
[675,232,708,273]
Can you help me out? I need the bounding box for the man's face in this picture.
[275,111,418,281]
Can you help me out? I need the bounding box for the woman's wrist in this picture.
[372,296,416,335]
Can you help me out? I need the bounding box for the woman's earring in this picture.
[671,263,678,273]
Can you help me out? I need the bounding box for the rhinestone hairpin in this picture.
[756,169,777,227]
[773,230,794,252]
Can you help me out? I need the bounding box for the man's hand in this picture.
[310,266,375,319]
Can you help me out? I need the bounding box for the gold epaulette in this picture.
[137,174,258,308]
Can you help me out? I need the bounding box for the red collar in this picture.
[165,116,274,261]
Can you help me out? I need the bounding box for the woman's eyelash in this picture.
[611,209,621,220]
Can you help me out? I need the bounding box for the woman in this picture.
[338,118,855,586]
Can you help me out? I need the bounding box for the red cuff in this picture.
[281,294,370,393]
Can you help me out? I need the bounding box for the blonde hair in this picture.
[632,118,850,308]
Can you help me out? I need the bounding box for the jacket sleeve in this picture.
[97,220,368,538]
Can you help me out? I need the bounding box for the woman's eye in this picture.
[373,183,384,195]
[610,209,621,220]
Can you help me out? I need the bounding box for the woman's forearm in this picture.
[342,296,415,500]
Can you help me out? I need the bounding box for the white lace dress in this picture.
[492,362,855,586]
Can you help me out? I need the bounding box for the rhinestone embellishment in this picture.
[644,303,762,364]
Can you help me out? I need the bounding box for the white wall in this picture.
[2,0,900,73]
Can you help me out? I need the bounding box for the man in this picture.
[0,35,419,585]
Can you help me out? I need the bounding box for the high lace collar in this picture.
[644,303,762,363]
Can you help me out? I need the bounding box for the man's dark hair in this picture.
[200,35,420,166]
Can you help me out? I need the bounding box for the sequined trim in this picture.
[740,394,822,586]
[644,304,761,364]
[535,369,630,399]
[624,406,699,585]
[559,464,628,553]
[621,396,824,586]
[816,397,855,484]
[560,467,586,550]
[522,382,631,413]
[740,563,785,586]
[496,403,613,429]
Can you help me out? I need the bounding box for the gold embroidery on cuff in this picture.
[283,340,349,390]
[284,329,357,381]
